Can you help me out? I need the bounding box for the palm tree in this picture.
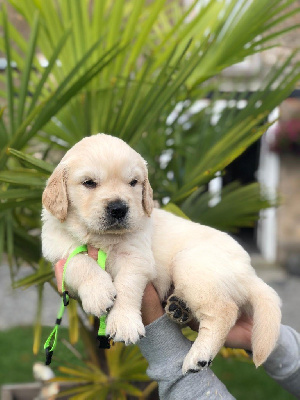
[0,0,299,398]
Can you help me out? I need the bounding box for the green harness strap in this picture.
[96,250,111,350]
[44,245,111,365]
[97,250,107,336]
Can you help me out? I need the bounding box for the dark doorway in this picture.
[223,140,261,254]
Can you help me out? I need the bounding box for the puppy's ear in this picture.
[42,164,68,222]
[142,172,153,217]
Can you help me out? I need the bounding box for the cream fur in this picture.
[42,133,281,374]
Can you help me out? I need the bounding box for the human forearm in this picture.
[138,314,235,400]
[264,324,300,397]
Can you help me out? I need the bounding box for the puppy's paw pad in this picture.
[182,351,213,374]
[165,295,192,325]
[186,359,212,374]
[197,359,212,368]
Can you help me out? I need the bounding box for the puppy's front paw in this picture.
[106,309,145,345]
[78,274,117,318]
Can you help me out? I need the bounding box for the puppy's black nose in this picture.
[107,200,129,221]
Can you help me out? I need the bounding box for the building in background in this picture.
[183,0,300,270]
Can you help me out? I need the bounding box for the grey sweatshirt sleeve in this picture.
[263,324,300,398]
[138,314,235,400]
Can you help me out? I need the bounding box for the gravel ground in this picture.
[1,260,300,332]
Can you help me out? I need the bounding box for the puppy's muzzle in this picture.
[106,200,129,224]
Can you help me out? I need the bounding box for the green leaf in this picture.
[113,382,143,396]
[54,383,108,399]
[7,148,54,174]
[21,41,125,149]
[0,100,46,169]
[13,270,54,290]
[67,299,79,345]
[33,283,44,355]
[2,6,15,135]
[182,182,276,232]
[0,170,46,187]
[124,0,166,75]
[0,198,41,212]
[163,203,190,220]
[5,211,14,274]
[27,28,71,114]
[16,12,40,125]
[0,188,42,200]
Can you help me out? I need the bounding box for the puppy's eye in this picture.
[129,179,138,187]
[82,179,97,189]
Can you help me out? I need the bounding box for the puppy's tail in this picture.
[248,277,281,367]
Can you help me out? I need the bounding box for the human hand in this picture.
[141,283,164,325]
[224,314,253,351]
[54,259,66,294]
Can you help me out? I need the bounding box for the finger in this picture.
[224,317,253,350]
[236,314,253,326]
[188,318,199,332]
[87,245,98,260]
[141,283,164,326]
[55,259,66,294]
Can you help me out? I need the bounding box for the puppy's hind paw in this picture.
[198,359,212,368]
[165,295,193,325]
[185,359,212,374]
[182,349,213,374]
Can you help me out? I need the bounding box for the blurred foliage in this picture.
[0,0,300,398]
[1,325,294,399]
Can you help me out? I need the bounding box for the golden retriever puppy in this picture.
[42,133,281,374]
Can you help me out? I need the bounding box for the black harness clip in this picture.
[62,291,69,306]
[45,346,53,365]
[97,335,111,349]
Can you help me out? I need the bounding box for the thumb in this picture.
[55,259,66,294]
[87,245,98,260]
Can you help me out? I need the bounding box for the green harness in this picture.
[44,245,111,365]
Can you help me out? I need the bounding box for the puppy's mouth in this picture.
[103,219,130,232]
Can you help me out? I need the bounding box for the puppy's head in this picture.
[42,134,153,234]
